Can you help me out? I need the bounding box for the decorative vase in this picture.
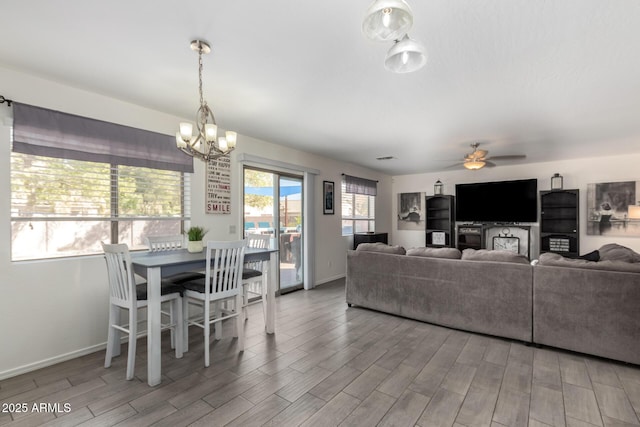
[187,240,203,253]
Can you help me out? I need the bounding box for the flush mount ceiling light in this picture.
[176,40,237,162]
[362,0,414,42]
[384,34,427,73]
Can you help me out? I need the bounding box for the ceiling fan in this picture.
[455,143,526,170]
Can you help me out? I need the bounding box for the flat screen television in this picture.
[455,178,538,223]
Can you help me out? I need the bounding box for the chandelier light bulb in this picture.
[205,123,217,141]
[218,137,228,151]
[384,34,427,73]
[362,0,413,42]
[179,122,193,141]
[226,131,237,149]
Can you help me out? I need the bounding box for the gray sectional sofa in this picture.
[346,243,640,365]
[346,245,533,342]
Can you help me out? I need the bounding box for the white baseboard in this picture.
[0,343,107,381]
[314,273,345,287]
[0,333,143,381]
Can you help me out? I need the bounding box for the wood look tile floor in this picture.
[2,278,640,427]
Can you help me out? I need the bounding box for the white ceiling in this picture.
[1,1,639,175]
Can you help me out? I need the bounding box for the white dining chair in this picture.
[101,242,183,380]
[181,240,246,367]
[146,235,185,252]
[242,233,270,321]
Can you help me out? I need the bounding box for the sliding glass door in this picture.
[243,167,303,293]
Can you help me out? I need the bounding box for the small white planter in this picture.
[187,240,203,253]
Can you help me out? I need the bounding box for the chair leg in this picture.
[243,282,249,321]
[214,301,222,340]
[125,308,137,380]
[236,294,245,352]
[169,301,176,350]
[104,304,119,368]
[260,275,267,324]
[204,300,210,368]
[182,297,189,353]
[173,298,183,359]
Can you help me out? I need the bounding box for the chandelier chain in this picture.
[198,47,204,108]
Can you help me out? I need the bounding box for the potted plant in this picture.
[186,226,207,253]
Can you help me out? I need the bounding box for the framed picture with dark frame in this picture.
[323,180,334,215]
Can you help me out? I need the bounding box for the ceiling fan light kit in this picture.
[176,39,237,163]
[464,160,486,170]
[362,0,426,73]
[457,142,526,171]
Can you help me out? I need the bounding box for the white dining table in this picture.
[132,247,278,386]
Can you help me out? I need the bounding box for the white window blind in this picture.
[341,176,376,235]
[10,152,190,261]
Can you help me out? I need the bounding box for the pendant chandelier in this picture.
[362,0,427,73]
[176,40,237,162]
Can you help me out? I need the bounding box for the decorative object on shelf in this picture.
[434,179,443,195]
[551,173,563,190]
[186,226,208,253]
[398,192,425,230]
[431,231,446,246]
[492,227,520,253]
[176,40,237,162]
[323,181,335,215]
[587,181,640,237]
[362,0,427,73]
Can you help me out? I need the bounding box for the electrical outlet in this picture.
[229,225,236,234]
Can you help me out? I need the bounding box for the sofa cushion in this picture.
[356,242,406,255]
[538,252,640,273]
[598,244,640,263]
[406,247,462,259]
[461,248,530,264]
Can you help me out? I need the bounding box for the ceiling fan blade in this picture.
[444,162,465,169]
[486,154,526,161]
[484,161,497,168]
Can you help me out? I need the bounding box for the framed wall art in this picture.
[587,180,640,236]
[323,180,334,215]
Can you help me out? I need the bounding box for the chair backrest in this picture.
[204,240,246,299]
[244,222,256,230]
[146,235,185,252]
[102,242,137,307]
[246,233,271,249]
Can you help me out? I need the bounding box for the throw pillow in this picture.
[538,252,640,273]
[406,247,462,259]
[579,250,600,262]
[356,242,406,255]
[461,248,530,264]
[598,244,640,263]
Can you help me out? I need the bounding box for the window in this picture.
[341,175,376,236]
[10,102,193,261]
[10,153,190,261]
